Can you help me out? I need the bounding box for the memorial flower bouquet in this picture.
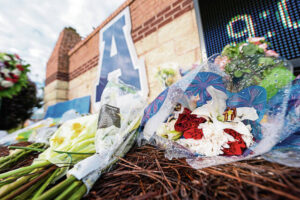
[0,75,146,199]
[0,114,98,199]
[0,53,29,98]
[140,38,299,169]
[35,78,146,200]
[214,37,295,99]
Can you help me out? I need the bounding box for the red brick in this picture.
[150,16,164,27]
[182,0,192,8]
[158,17,173,28]
[144,27,157,37]
[132,25,142,33]
[174,4,192,18]
[172,0,181,8]
[46,28,81,85]
[165,5,181,19]
[133,35,143,43]
[138,26,149,35]
[144,16,156,26]
[157,6,171,18]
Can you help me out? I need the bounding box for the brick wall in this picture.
[45,27,81,84]
[131,0,193,43]
[44,0,202,111]
[44,28,81,108]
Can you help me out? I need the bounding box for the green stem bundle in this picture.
[0,161,50,180]
[37,175,77,200]
[1,165,56,200]
[0,143,45,172]
[32,168,60,200]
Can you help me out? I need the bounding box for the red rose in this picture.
[183,128,204,140]
[175,120,193,132]
[190,115,207,124]
[174,107,207,132]
[5,77,18,83]
[10,73,19,79]
[16,64,24,71]
[182,108,192,114]
[222,129,247,156]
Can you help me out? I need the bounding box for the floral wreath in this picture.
[0,53,30,98]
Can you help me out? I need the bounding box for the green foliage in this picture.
[221,44,240,59]
[220,39,294,94]
[242,43,264,56]
[259,66,295,100]
[0,81,42,130]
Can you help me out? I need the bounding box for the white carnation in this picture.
[3,55,11,60]
[1,80,14,88]
[11,68,21,76]
[1,68,10,77]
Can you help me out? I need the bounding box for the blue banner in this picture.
[44,96,90,119]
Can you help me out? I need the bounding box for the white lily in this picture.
[1,80,14,88]
[177,86,257,156]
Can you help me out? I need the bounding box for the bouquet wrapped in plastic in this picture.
[63,76,146,198]
[140,38,300,169]
[0,118,58,146]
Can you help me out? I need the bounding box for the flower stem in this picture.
[55,181,82,200]
[36,175,77,200]
[32,168,60,200]
[13,173,49,200]
[0,173,35,198]
[69,184,87,200]
[8,146,45,152]
[0,161,50,179]
[1,165,56,200]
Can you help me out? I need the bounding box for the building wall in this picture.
[44,27,81,110]
[44,0,202,113]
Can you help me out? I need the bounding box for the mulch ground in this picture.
[0,142,39,172]
[84,145,300,200]
[0,141,32,157]
[1,143,299,199]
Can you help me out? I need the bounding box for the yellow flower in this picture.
[49,123,56,127]
[71,122,85,139]
[72,123,82,131]
[16,136,24,140]
[51,136,64,144]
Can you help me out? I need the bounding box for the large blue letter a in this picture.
[95,9,143,103]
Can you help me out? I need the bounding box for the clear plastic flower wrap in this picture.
[0,118,56,146]
[262,76,300,167]
[139,55,299,169]
[68,77,146,193]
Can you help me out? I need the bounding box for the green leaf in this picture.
[222,44,239,59]
[242,43,261,56]
[243,69,251,73]
[259,66,295,99]
[167,130,182,141]
[234,70,243,78]
[258,57,275,66]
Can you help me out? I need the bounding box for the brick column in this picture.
[44,27,81,110]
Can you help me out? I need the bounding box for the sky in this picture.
[0,0,125,92]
